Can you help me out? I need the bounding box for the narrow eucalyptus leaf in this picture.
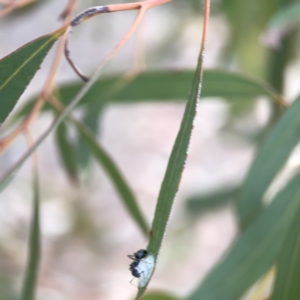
[239,96,300,227]
[271,201,300,300]
[57,70,282,105]
[136,24,207,300]
[72,118,148,236]
[76,104,103,167]
[0,29,63,124]
[55,122,78,183]
[14,70,282,121]
[139,292,181,300]
[187,173,300,300]
[21,168,40,300]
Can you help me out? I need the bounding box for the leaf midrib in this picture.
[0,34,58,90]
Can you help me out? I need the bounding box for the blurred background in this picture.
[0,0,300,299]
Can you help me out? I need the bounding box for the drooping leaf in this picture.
[140,292,180,300]
[15,70,283,120]
[271,200,300,300]
[29,91,147,235]
[76,103,104,167]
[21,165,40,300]
[70,116,148,236]
[47,99,147,235]
[239,96,300,227]
[187,173,300,300]
[59,70,282,105]
[0,29,63,124]
[55,122,78,183]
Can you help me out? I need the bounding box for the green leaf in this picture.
[21,166,40,300]
[71,117,148,236]
[55,122,78,183]
[140,292,180,300]
[136,33,206,300]
[186,186,240,215]
[41,99,147,235]
[187,173,300,300]
[76,104,104,167]
[271,200,300,300]
[0,29,62,124]
[239,96,300,227]
[59,70,282,104]
[15,69,283,120]
[146,70,202,253]
[202,70,281,102]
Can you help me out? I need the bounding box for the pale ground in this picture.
[0,1,280,299]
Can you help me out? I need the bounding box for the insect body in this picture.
[128,249,147,278]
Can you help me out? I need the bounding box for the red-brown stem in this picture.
[108,0,170,12]
[0,0,37,18]
[0,2,16,17]
[201,0,210,53]
[65,0,171,81]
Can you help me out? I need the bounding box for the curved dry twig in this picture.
[64,6,110,82]
[64,0,170,82]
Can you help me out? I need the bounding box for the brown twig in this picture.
[64,0,171,82]
[59,0,77,21]
[0,1,16,17]
[134,19,146,73]
[0,0,77,153]
[24,129,38,171]
[0,0,36,18]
